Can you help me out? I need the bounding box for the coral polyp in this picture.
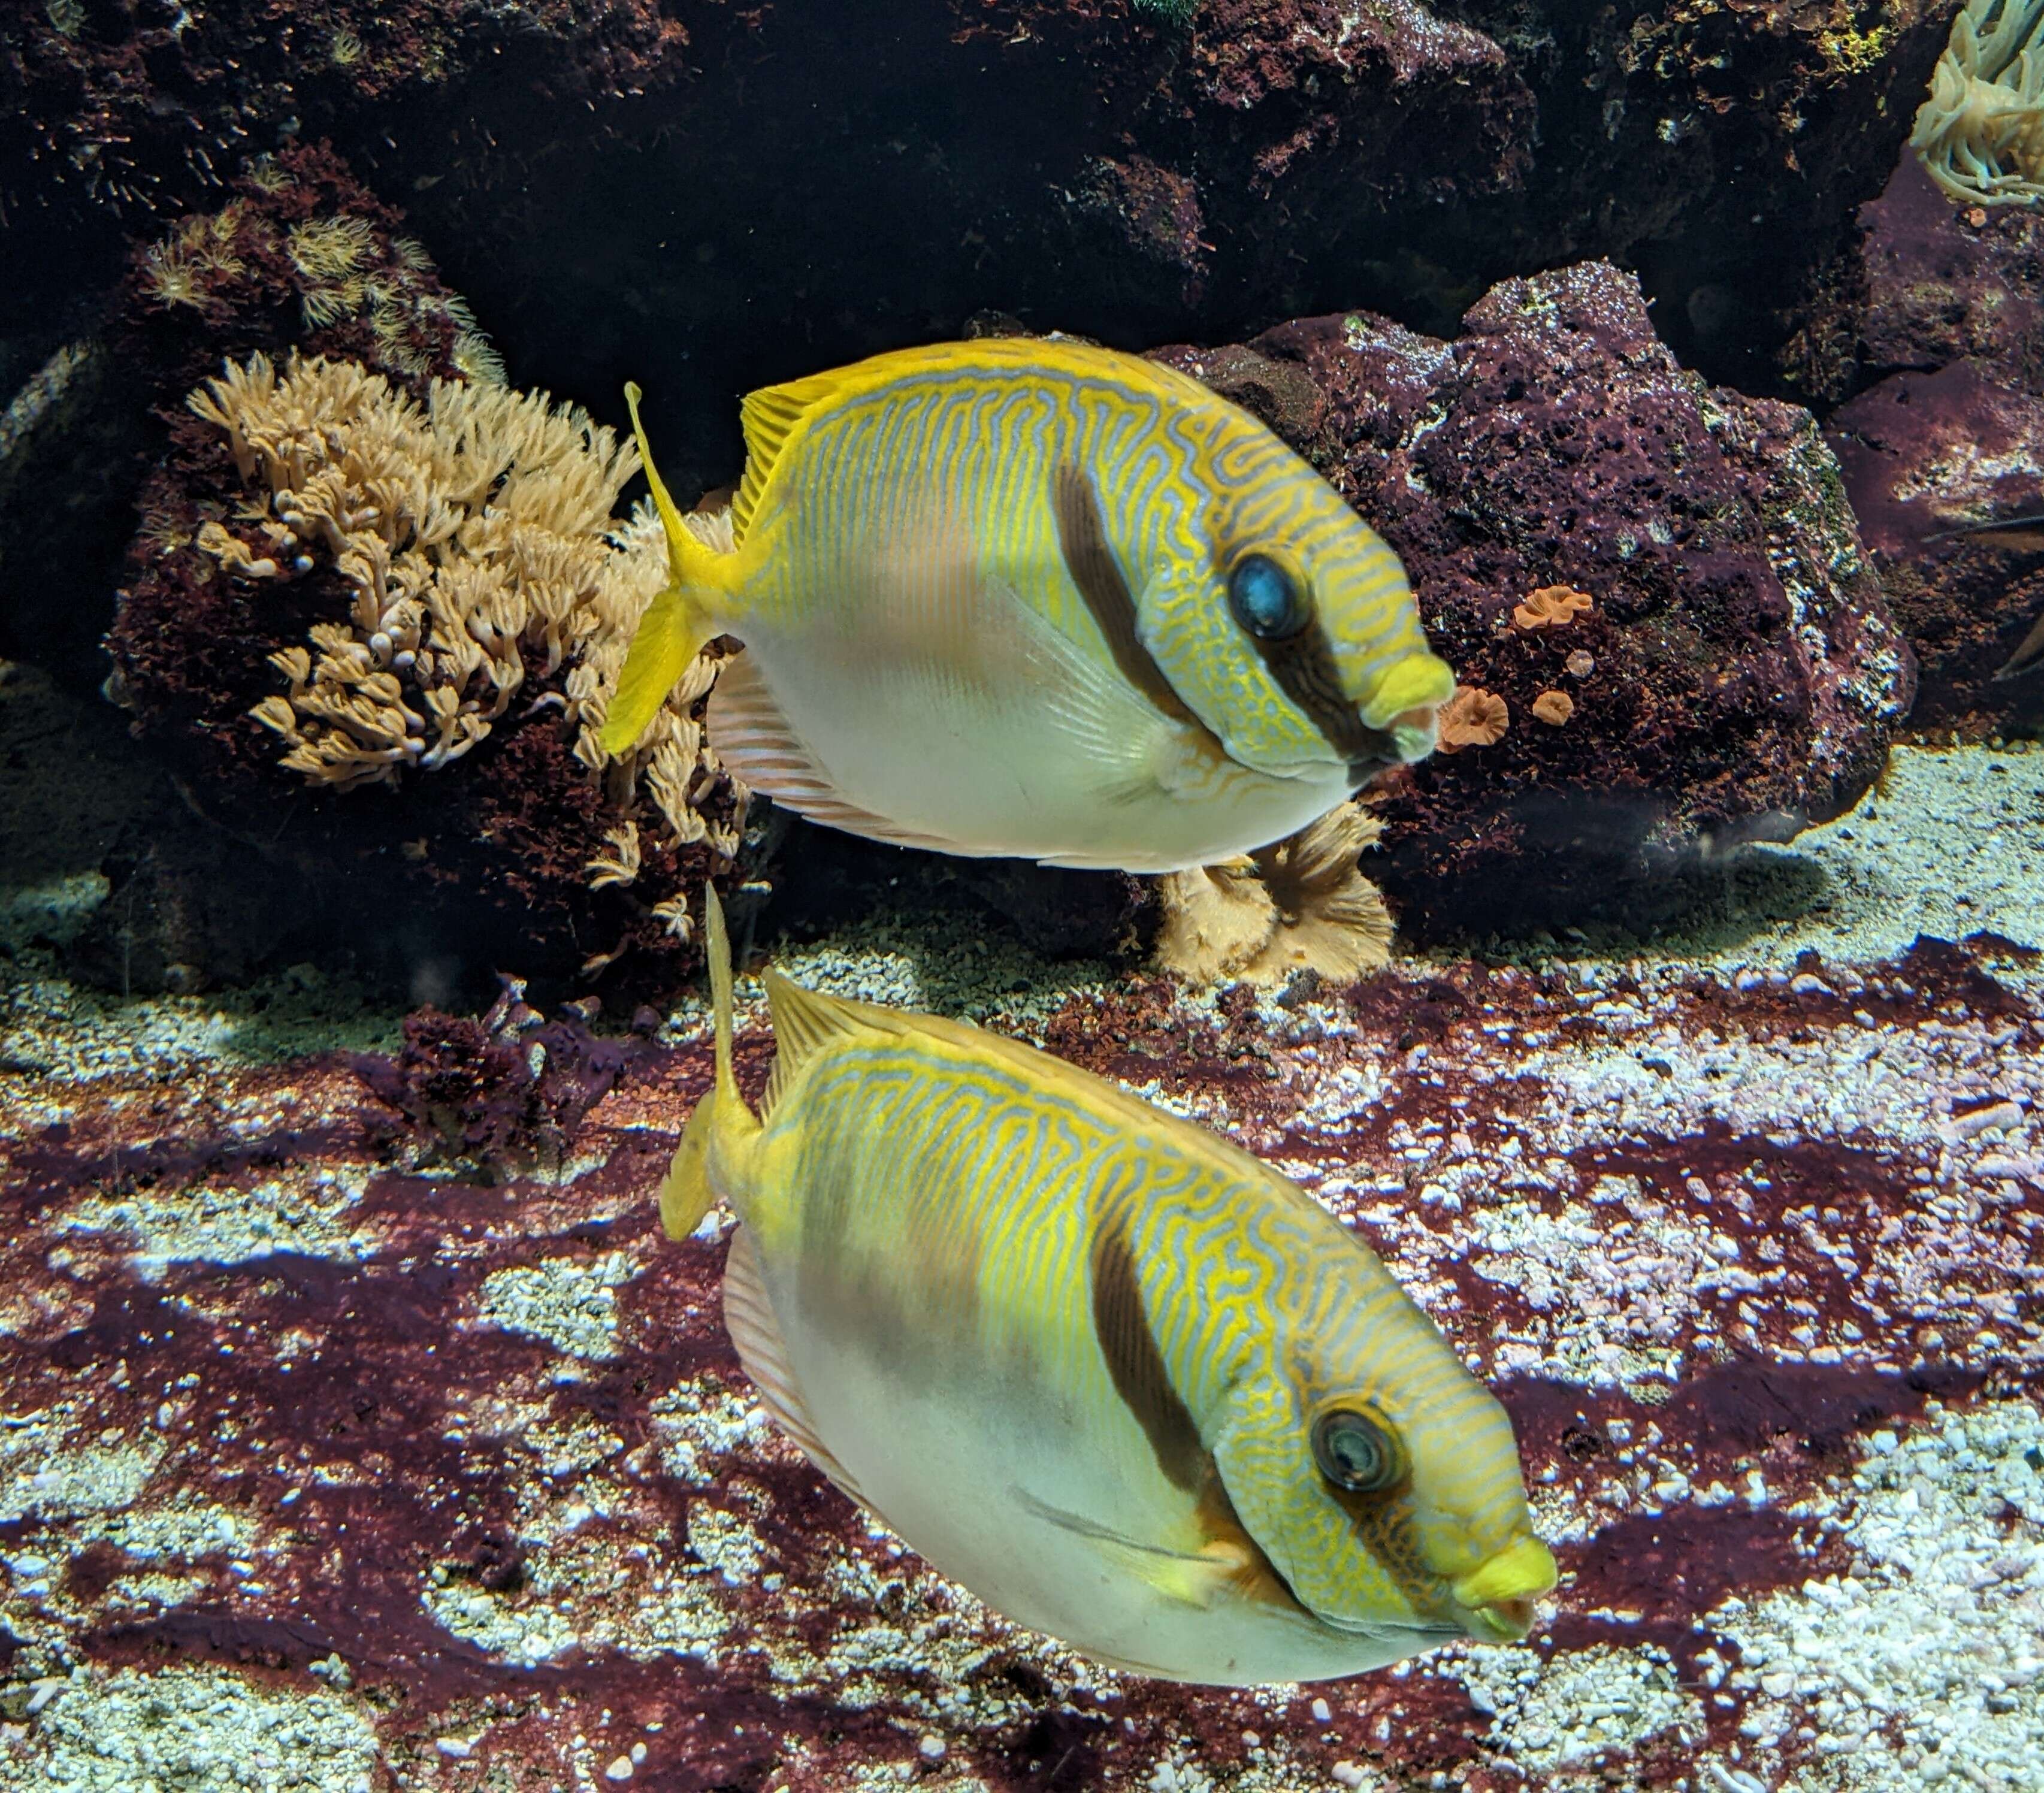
[1913,0,2044,205]
[288,214,379,283]
[186,348,736,869]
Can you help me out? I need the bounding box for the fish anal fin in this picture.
[722,1223,867,1508]
[706,651,967,855]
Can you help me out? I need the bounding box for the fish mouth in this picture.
[1344,706,1441,786]
[1451,1535,1558,1642]
[1462,1595,1540,1642]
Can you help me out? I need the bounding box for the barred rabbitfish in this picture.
[597,337,1453,872]
[661,890,1556,1685]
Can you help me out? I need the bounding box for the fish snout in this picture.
[1345,706,1443,786]
[1450,1535,1558,1642]
[1344,739,1399,789]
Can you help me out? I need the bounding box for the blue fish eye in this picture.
[1311,1407,1403,1494]
[1227,554,1308,642]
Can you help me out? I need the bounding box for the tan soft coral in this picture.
[188,350,740,885]
[1154,802,1393,987]
[1913,0,2044,207]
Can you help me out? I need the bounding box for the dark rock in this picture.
[1158,261,1914,941]
[0,339,157,693]
[1823,155,2044,737]
[1,3,1950,516]
[1858,156,2044,391]
[757,814,1155,966]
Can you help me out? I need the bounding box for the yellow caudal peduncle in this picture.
[703,881,742,1109]
[656,884,758,1240]
[597,385,730,759]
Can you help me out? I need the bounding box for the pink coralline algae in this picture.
[2,933,2039,1789]
[1153,262,1916,943]
[1825,152,2044,739]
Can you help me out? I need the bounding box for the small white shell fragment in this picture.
[1940,1099,2025,1143]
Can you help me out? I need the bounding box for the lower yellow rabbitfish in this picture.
[597,337,1455,872]
[661,890,1556,1685]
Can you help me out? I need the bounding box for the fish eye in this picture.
[1311,1407,1404,1494]
[1227,554,1310,642]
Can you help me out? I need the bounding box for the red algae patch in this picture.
[2,933,2041,1790]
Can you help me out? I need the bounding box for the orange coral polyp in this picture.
[1512,585,1595,630]
[1433,686,1508,754]
[1531,690,1575,725]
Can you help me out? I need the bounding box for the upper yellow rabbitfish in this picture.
[598,337,1455,872]
[663,890,1556,1685]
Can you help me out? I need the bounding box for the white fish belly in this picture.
[730,621,1351,872]
[766,1268,1426,1685]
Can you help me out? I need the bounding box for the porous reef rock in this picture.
[1823,153,2044,738]
[1156,261,1914,942]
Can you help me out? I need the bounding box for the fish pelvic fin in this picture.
[598,383,731,759]
[659,884,759,1240]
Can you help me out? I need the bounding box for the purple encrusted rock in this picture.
[1825,154,2044,738]
[1156,261,1915,940]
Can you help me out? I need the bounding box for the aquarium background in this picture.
[3,2,2043,1790]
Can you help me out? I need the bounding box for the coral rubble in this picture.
[1156,262,1915,943]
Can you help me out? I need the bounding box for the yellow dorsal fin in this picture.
[760,968,877,1103]
[733,372,842,543]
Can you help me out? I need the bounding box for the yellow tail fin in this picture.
[656,884,758,1239]
[599,383,730,758]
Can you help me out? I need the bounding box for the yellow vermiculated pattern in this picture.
[751,1026,1527,1614]
[733,337,1431,771]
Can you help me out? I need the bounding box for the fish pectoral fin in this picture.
[722,1223,869,1510]
[706,650,970,853]
[1993,607,2044,681]
[1023,610,1223,808]
[1011,1488,1244,1608]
